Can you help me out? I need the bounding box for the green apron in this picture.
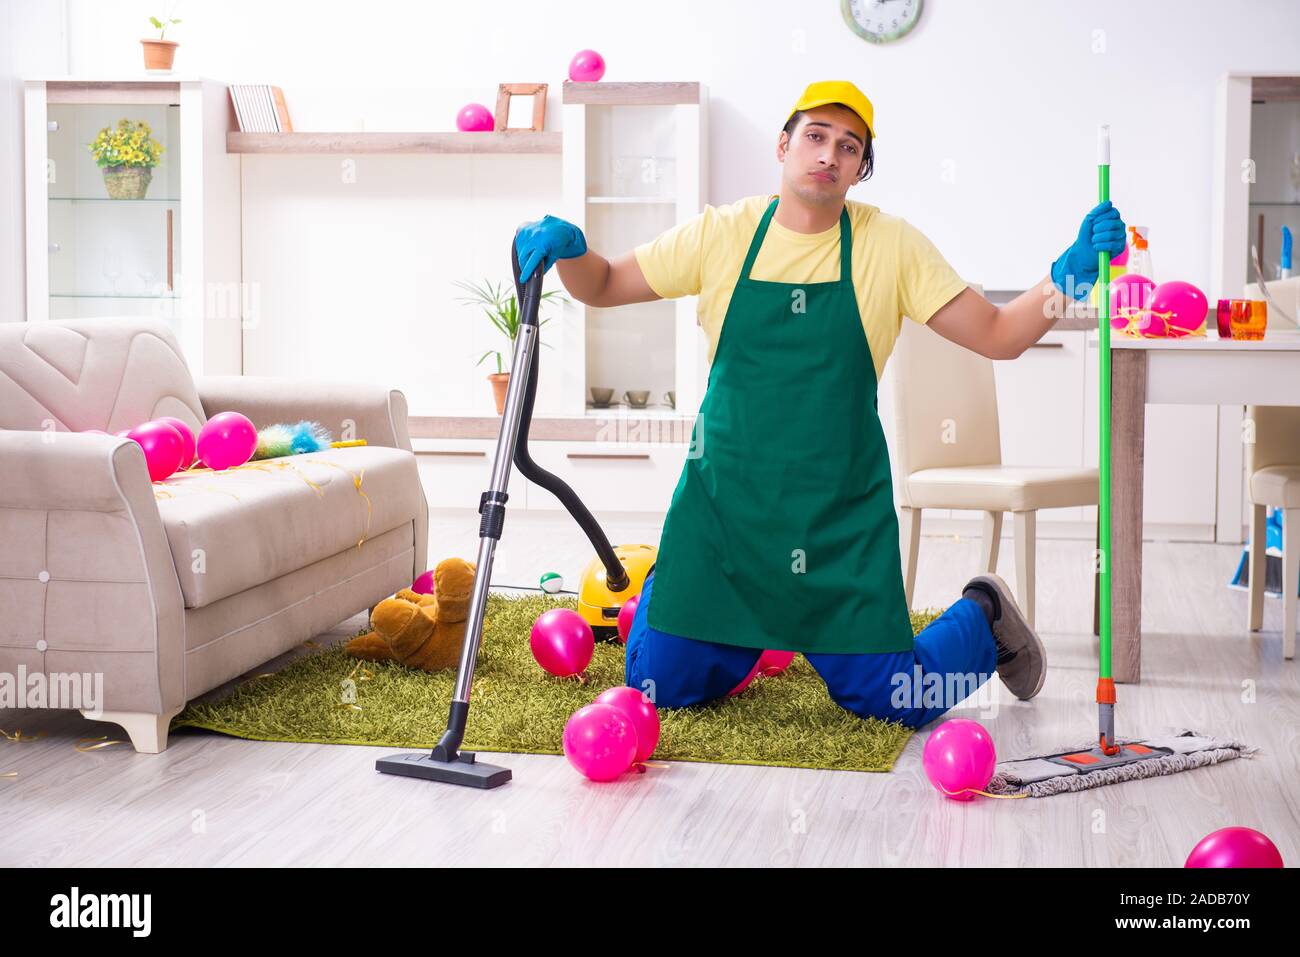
[646,196,915,655]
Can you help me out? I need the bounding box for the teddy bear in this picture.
[344,557,477,672]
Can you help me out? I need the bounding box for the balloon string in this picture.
[1111,305,1206,339]
[940,784,1028,800]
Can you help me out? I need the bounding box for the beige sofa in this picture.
[0,318,428,752]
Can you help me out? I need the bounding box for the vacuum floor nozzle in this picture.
[376,751,512,789]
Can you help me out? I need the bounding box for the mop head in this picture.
[986,730,1257,798]
[253,421,334,460]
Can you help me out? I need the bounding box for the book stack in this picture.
[229,85,293,132]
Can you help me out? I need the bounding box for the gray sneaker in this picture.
[965,573,1046,700]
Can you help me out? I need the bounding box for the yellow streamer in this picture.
[1111,306,1206,340]
[75,736,126,752]
[1,728,46,743]
[152,453,375,547]
[940,784,1028,800]
[1,771,16,779]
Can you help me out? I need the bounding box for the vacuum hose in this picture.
[511,239,629,593]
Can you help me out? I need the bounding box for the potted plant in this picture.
[142,13,181,71]
[454,279,567,414]
[88,119,165,200]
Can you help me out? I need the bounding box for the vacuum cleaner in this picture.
[375,231,657,789]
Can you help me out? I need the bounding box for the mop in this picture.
[986,126,1257,799]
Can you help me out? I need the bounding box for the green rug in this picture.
[175,594,943,773]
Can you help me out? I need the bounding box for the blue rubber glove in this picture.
[1050,200,1128,300]
[514,215,587,281]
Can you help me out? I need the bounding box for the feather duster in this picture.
[253,420,334,460]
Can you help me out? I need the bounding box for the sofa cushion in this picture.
[155,446,422,609]
[0,318,205,434]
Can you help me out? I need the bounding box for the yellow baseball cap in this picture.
[788,80,876,140]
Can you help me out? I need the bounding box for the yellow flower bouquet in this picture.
[88,119,165,199]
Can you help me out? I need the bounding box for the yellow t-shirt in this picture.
[633,194,969,381]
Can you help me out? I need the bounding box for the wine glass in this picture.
[102,248,122,296]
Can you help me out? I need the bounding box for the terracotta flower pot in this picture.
[488,373,510,414]
[102,166,152,200]
[141,39,178,71]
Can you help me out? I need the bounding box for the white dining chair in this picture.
[889,284,1098,628]
[1245,405,1300,660]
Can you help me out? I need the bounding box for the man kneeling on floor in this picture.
[514,80,1126,727]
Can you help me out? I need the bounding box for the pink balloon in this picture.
[455,103,494,132]
[922,719,997,801]
[1145,280,1208,336]
[1186,827,1284,868]
[1110,273,1155,329]
[411,570,436,595]
[530,608,594,678]
[154,416,196,469]
[126,420,185,482]
[758,650,796,677]
[616,593,639,644]
[568,49,606,82]
[727,649,797,696]
[595,686,660,763]
[563,703,636,781]
[197,411,257,471]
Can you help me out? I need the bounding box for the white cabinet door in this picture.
[523,440,688,514]
[414,439,529,510]
[1082,342,1219,536]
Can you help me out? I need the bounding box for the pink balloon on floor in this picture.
[197,411,257,471]
[595,685,660,762]
[727,649,797,696]
[563,703,637,781]
[1185,827,1283,868]
[568,49,606,82]
[155,416,196,469]
[455,103,494,132]
[616,593,639,643]
[922,719,997,801]
[411,570,436,595]
[126,420,185,482]
[530,608,594,678]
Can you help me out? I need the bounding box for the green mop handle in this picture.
[1097,125,1118,752]
[1097,126,1112,681]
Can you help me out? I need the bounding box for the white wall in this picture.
[6,0,1300,397]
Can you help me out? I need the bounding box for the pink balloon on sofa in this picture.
[411,570,436,595]
[1109,273,1155,329]
[126,420,185,482]
[154,416,196,469]
[568,49,606,82]
[455,103,494,132]
[197,411,258,471]
[1144,280,1208,337]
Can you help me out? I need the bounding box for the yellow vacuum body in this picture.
[577,543,657,638]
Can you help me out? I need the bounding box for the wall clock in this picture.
[841,0,923,44]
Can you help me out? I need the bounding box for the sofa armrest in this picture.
[194,376,413,451]
[0,431,186,714]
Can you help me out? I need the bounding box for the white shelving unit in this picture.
[561,81,709,417]
[23,76,242,375]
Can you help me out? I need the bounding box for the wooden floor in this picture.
[3,509,1297,867]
